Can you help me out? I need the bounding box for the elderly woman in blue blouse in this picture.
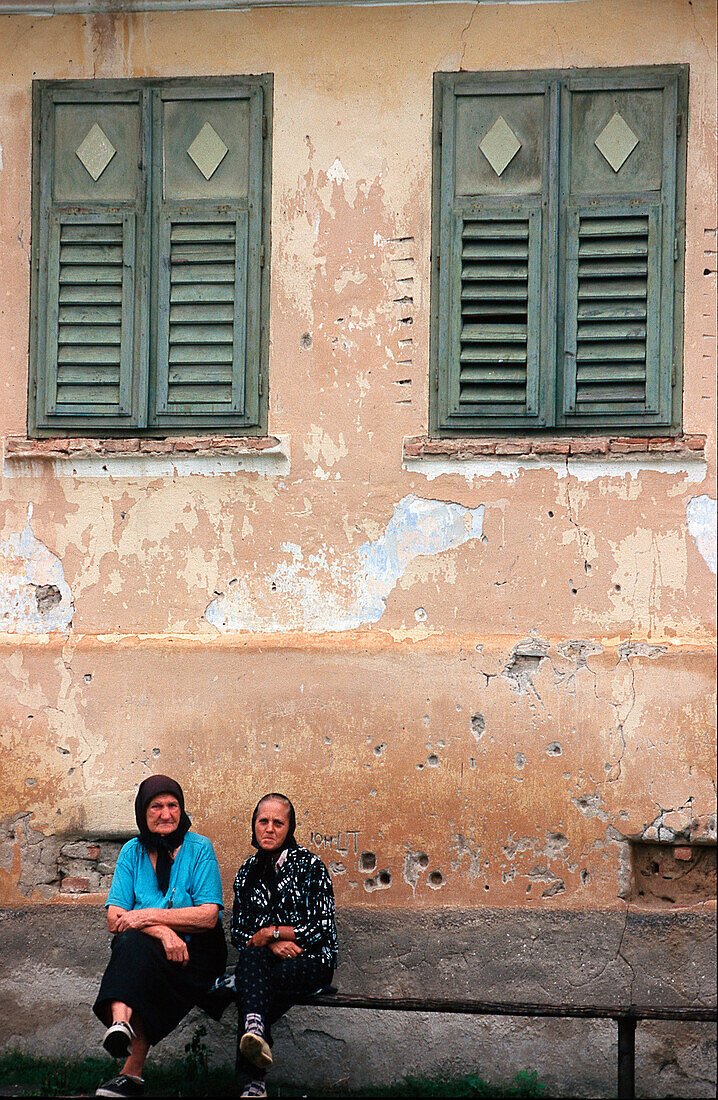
[231,792,337,1099]
[92,775,226,1100]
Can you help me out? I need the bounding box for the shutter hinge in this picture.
[673,236,679,262]
[436,252,440,271]
[433,368,439,391]
[676,114,682,137]
[258,374,264,397]
[260,245,265,267]
[262,114,267,139]
[671,362,677,387]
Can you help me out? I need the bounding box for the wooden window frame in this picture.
[430,65,688,438]
[28,75,273,438]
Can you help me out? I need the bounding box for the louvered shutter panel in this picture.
[434,77,554,432]
[31,86,148,433]
[560,72,680,428]
[151,83,267,430]
[450,208,541,419]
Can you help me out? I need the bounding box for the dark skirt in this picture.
[94,923,227,1046]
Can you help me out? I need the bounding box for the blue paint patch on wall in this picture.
[687,495,717,574]
[205,494,485,633]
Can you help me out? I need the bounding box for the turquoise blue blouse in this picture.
[106,832,223,912]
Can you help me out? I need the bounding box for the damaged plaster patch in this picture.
[0,506,73,633]
[205,495,484,633]
[502,638,550,698]
[687,495,717,573]
[404,453,707,483]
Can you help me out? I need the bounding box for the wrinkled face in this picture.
[254,799,291,852]
[146,794,181,835]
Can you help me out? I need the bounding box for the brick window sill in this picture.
[3,435,290,478]
[403,435,706,459]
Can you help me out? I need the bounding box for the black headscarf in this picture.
[135,774,192,895]
[245,793,298,918]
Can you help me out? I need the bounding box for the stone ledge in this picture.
[4,435,280,459]
[403,434,707,459]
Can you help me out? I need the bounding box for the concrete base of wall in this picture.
[1,906,715,1097]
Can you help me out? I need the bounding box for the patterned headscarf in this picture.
[134,774,192,894]
[245,793,298,917]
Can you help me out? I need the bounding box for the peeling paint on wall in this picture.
[205,495,484,633]
[404,453,708,483]
[0,507,74,633]
[687,495,717,574]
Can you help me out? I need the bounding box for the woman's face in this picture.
[254,799,291,852]
[146,794,181,835]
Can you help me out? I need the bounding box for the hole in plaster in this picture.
[548,510,554,517]
[470,714,486,740]
[378,870,391,886]
[26,778,36,787]
[152,748,160,757]
[414,607,427,622]
[614,584,621,592]
[515,752,526,769]
[84,673,92,683]
[34,584,62,614]
[428,870,445,889]
[418,853,429,868]
[581,869,590,885]
[426,754,439,767]
[484,883,490,891]
[373,744,385,757]
[300,332,313,349]
[360,852,376,873]
[270,582,277,592]
[571,588,578,595]
[630,841,716,907]
[546,743,563,756]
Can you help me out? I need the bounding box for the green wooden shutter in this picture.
[433,75,556,433]
[559,71,682,429]
[30,85,149,434]
[150,81,268,431]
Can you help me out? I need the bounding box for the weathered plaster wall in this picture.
[0,0,715,1091]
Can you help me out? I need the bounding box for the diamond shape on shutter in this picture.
[478,116,522,177]
[75,124,116,181]
[187,123,229,181]
[594,112,639,173]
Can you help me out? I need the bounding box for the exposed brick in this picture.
[568,439,609,455]
[647,438,684,452]
[421,439,456,455]
[139,439,174,453]
[683,434,707,451]
[532,441,570,455]
[172,438,204,452]
[35,438,72,454]
[61,876,91,893]
[609,438,649,453]
[458,441,497,456]
[5,437,34,455]
[673,846,693,861]
[66,438,102,454]
[403,439,423,457]
[103,438,140,453]
[495,441,530,455]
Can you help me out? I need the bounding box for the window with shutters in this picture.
[430,66,687,436]
[29,76,272,437]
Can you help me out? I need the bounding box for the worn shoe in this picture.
[101,1019,135,1059]
[240,1081,268,1098]
[240,1030,274,1070]
[95,1074,145,1098]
